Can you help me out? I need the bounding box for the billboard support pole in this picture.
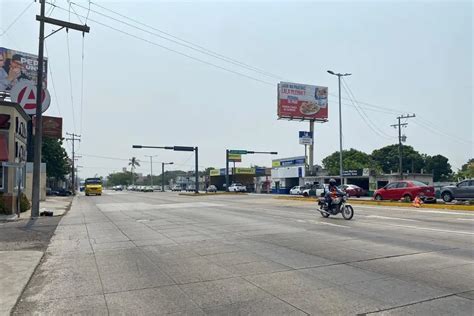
[194,147,199,194]
[31,0,90,217]
[308,121,314,175]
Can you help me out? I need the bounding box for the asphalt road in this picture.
[14,191,474,315]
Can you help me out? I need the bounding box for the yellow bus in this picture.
[85,178,103,196]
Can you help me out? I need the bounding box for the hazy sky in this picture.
[1,0,472,178]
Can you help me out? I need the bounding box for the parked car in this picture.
[373,180,435,202]
[302,183,325,197]
[55,188,73,196]
[339,184,365,197]
[206,185,217,193]
[112,185,123,191]
[289,186,302,195]
[228,183,247,192]
[440,179,474,202]
[186,185,196,192]
[171,185,182,191]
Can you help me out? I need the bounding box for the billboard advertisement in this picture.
[33,116,62,138]
[0,47,48,94]
[278,82,328,121]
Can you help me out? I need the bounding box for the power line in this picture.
[78,153,129,161]
[0,1,35,38]
[49,3,275,86]
[80,35,85,136]
[65,30,77,133]
[44,43,62,116]
[81,1,283,80]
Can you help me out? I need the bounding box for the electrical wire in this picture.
[65,30,77,133]
[49,3,275,86]
[80,35,85,136]
[82,1,283,80]
[412,119,472,145]
[0,1,35,38]
[44,43,62,116]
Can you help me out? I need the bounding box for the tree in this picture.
[128,157,140,184]
[371,144,424,174]
[322,148,377,176]
[424,154,453,182]
[455,158,474,179]
[107,171,134,186]
[42,137,70,181]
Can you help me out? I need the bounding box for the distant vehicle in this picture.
[144,186,154,192]
[206,185,217,193]
[171,185,182,192]
[289,186,302,195]
[302,183,325,197]
[79,186,85,192]
[85,178,103,196]
[54,188,72,196]
[440,179,474,202]
[112,185,123,191]
[339,184,365,198]
[186,185,196,192]
[373,180,435,202]
[228,183,246,192]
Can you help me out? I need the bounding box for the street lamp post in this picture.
[327,70,352,185]
[161,162,173,192]
[225,150,278,191]
[133,145,199,193]
[144,155,158,187]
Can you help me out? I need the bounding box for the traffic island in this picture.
[274,195,474,211]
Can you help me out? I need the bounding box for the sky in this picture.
[1,0,472,178]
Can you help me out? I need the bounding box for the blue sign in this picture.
[299,131,313,145]
[280,158,306,166]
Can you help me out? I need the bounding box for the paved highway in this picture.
[15,191,474,315]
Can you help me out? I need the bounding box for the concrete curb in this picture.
[178,192,249,196]
[274,196,474,211]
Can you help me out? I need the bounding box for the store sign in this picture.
[10,81,50,115]
[228,153,242,162]
[278,82,328,121]
[272,156,306,168]
[299,131,313,145]
[209,169,220,176]
[342,169,363,177]
[33,116,62,138]
[234,167,255,175]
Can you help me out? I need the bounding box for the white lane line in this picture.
[389,224,474,235]
[313,221,351,228]
[355,205,474,216]
[365,215,418,222]
[456,218,474,221]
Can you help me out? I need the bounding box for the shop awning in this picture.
[0,135,8,161]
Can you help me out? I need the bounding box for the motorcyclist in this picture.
[324,178,344,211]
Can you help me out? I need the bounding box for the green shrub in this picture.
[20,193,30,213]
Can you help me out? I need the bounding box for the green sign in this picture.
[229,150,247,155]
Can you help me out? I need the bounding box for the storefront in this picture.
[209,167,270,192]
[271,156,306,194]
[0,101,29,214]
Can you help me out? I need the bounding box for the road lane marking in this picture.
[389,224,474,235]
[456,218,474,221]
[365,215,417,222]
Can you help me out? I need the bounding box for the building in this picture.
[209,167,271,192]
[271,156,306,194]
[0,100,29,214]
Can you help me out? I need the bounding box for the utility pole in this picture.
[391,114,415,179]
[144,155,157,187]
[31,0,89,217]
[66,133,81,194]
[327,70,352,185]
[161,162,173,192]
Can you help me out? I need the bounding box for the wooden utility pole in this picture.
[391,114,415,179]
[66,133,81,194]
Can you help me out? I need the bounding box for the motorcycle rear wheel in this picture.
[320,210,330,218]
[342,205,354,220]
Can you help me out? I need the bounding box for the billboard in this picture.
[0,47,48,94]
[278,82,328,121]
[33,116,62,138]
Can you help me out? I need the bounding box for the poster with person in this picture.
[0,47,48,93]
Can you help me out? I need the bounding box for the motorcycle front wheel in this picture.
[342,205,354,220]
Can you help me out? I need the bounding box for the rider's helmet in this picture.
[329,178,337,186]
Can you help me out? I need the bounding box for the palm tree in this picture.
[128,157,140,184]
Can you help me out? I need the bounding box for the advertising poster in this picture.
[278,82,328,121]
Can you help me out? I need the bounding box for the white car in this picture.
[289,186,302,195]
[302,183,326,197]
[228,183,247,192]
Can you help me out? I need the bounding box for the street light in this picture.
[144,155,158,187]
[133,145,199,193]
[225,150,278,191]
[161,162,173,192]
[327,70,352,184]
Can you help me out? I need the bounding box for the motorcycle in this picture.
[317,193,354,220]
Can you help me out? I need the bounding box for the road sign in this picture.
[10,81,51,115]
[229,150,247,155]
[228,154,242,162]
[299,131,313,145]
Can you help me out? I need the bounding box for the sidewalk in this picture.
[0,196,72,316]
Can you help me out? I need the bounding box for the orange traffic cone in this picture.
[412,196,422,208]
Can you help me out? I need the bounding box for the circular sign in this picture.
[10,80,51,115]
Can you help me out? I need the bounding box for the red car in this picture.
[339,184,365,197]
[373,180,435,202]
